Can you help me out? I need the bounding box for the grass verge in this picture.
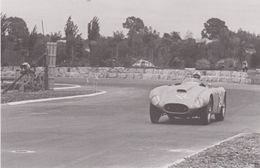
[1,88,96,104]
[169,133,260,168]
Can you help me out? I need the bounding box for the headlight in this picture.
[194,97,202,107]
[151,96,160,105]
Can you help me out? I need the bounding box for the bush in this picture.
[169,57,185,69]
[215,58,238,70]
[195,59,211,70]
[251,53,260,68]
[215,59,225,70]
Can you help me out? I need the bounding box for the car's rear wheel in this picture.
[150,104,162,123]
[215,93,226,121]
[200,96,213,125]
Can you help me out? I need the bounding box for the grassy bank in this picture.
[1,88,96,104]
[169,133,260,168]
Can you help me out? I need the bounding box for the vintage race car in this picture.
[149,77,226,125]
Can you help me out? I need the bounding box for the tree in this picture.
[1,13,9,56]
[29,33,46,66]
[254,36,260,68]
[5,16,30,62]
[201,18,228,40]
[112,31,125,65]
[184,30,194,40]
[88,16,100,42]
[156,31,183,68]
[201,18,233,65]
[28,25,38,60]
[50,32,62,42]
[64,16,79,64]
[141,26,160,63]
[88,16,100,66]
[123,16,145,35]
[123,16,146,59]
[74,35,84,59]
[6,17,29,44]
[157,33,172,67]
[179,38,198,68]
[170,31,182,41]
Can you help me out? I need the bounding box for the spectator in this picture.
[242,60,248,72]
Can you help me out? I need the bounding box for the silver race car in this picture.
[149,72,226,125]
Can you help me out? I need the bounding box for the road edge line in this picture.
[6,91,107,105]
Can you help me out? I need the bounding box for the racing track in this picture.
[2,78,260,168]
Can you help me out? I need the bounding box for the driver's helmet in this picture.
[20,62,30,69]
[192,71,201,79]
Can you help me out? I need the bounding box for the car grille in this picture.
[164,104,188,113]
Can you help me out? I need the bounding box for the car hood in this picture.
[150,82,208,108]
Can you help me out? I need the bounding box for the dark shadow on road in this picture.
[158,116,220,126]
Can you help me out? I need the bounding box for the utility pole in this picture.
[44,51,49,90]
[41,20,49,90]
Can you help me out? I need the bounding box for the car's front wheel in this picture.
[150,104,162,123]
[167,114,176,121]
[215,93,226,121]
[200,96,213,125]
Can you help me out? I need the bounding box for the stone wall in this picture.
[1,66,252,84]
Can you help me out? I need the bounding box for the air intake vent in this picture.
[177,89,187,93]
[164,104,188,113]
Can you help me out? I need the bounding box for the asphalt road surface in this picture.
[2,78,260,168]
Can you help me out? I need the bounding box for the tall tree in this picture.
[201,18,228,40]
[251,36,260,68]
[157,33,172,67]
[141,26,160,63]
[88,16,100,66]
[201,18,231,63]
[88,16,100,42]
[123,16,145,35]
[64,16,79,64]
[112,31,125,64]
[74,35,84,59]
[157,31,182,68]
[6,16,30,62]
[27,26,48,65]
[6,17,29,44]
[50,32,62,42]
[179,38,198,68]
[28,25,38,60]
[1,13,9,56]
[123,16,145,58]
[170,31,182,41]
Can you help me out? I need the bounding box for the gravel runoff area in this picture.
[1,87,97,104]
[169,133,260,168]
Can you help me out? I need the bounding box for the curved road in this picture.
[2,78,260,168]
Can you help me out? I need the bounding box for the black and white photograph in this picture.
[1,0,260,167]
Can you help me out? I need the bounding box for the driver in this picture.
[192,71,207,87]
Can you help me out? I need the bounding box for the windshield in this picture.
[182,77,201,83]
[180,76,209,88]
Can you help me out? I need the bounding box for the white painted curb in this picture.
[161,132,249,168]
[6,91,107,105]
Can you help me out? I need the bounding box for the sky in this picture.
[2,0,260,39]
